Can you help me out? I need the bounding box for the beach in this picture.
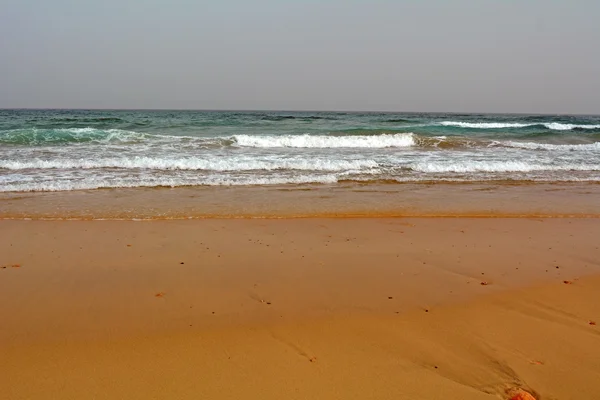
[2,110,600,399]
[2,216,600,399]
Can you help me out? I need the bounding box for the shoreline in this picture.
[3,214,600,221]
[1,182,599,220]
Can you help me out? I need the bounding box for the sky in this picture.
[1,0,599,113]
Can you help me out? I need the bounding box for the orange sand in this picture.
[1,218,600,399]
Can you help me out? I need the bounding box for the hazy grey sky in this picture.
[1,0,599,113]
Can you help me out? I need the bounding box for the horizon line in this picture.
[0,107,598,117]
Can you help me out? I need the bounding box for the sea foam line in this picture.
[232,133,415,148]
[0,174,340,192]
[412,161,600,173]
[440,121,600,130]
[500,141,600,151]
[0,157,380,171]
[1,128,419,148]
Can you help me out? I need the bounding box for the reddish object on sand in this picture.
[508,389,536,400]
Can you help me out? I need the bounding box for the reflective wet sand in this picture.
[1,182,599,220]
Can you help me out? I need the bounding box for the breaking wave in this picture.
[412,161,600,173]
[500,141,600,151]
[0,157,380,172]
[440,121,600,130]
[0,128,149,145]
[232,133,415,148]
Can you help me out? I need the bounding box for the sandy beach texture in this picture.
[2,218,600,399]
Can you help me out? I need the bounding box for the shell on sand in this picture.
[508,389,537,400]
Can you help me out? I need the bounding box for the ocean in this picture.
[1,109,599,193]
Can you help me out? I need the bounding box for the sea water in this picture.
[1,110,599,192]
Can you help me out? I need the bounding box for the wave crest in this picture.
[500,141,600,151]
[0,128,148,145]
[412,161,600,173]
[233,133,415,148]
[440,121,600,130]
[0,157,380,172]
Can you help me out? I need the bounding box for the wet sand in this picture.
[1,182,600,219]
[1,218,600,399]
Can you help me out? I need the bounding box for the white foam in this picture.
[440,121,600,130]
[501,141,600,151]
[543,123,600,131]
[440,121,532,129]
[62,128,151,143]
[412,161,600,173]
[61,128,96,133]
[0,157,379,172]
[0,174,339,192]
[232,133,415,148]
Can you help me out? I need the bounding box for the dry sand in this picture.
[1,218,600,399]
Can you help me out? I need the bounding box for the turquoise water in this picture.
[1,110,599,192]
